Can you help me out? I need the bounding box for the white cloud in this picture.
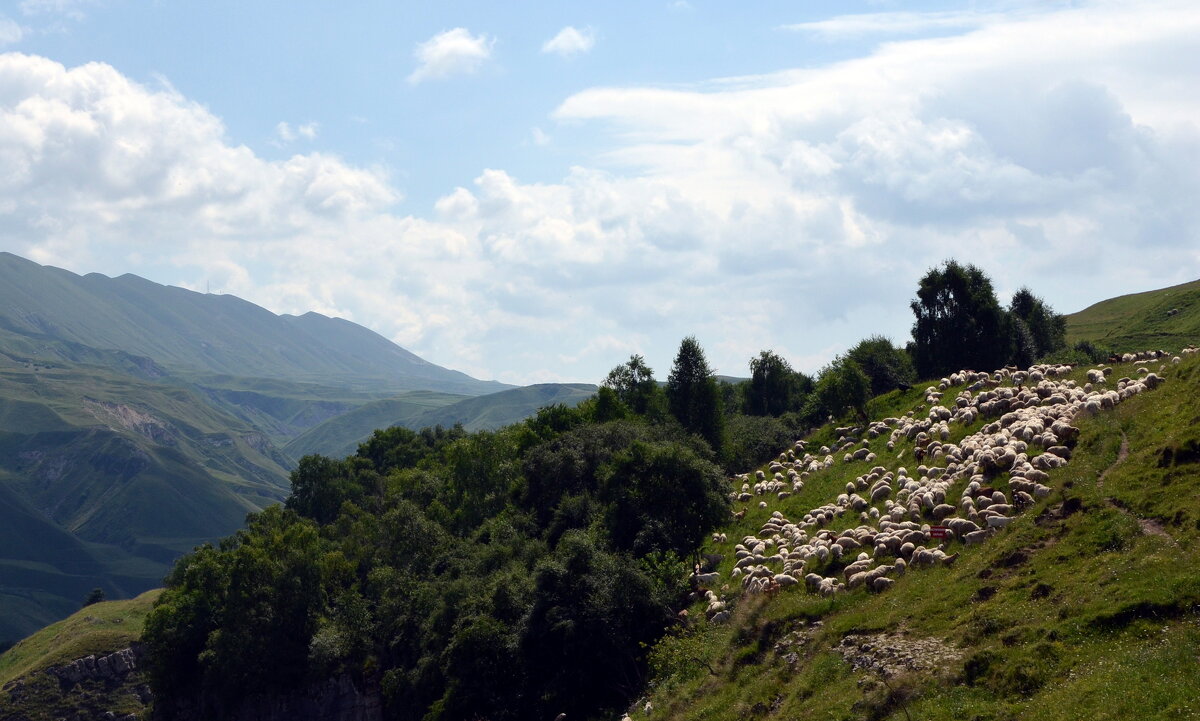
[541,26,595,58]
[0,17,23,45]
[3,1,1200,385]
[274,121,318,145]
[783,10,998,38]
[407,27,495,84]
[531,127,550,146]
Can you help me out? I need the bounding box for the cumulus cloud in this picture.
[407,27,494,84]
[274,121,318,145]
[541,26,595,58]
[3,1,1200,385]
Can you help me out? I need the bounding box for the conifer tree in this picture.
[666,336,724,453]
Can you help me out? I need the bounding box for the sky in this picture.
[1,0,1198,385]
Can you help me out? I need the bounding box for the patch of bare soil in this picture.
[834,632,962,679]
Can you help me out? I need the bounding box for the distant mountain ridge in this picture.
[0,252,508,395]
[0,251,526,645]
[285,383,599,459]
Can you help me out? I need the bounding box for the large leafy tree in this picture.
[910,260,1009,378]
[602,354,659,415]
[599,440,729,559]
[666,336,724,454]
[846,335,916,396]
[1009,287,1067,361]
[746,350,799,416]
[812,355,871,422]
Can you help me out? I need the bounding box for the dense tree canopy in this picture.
[811,355,872,422]
[910,260,1009,378]
[1009,287,1067,362]
[143,360,734,721]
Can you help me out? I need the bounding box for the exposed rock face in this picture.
[165,673,383,721]
[46,644,144,687]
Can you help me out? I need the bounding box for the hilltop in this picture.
[285,383,598,459]
[1065,277,1200,353]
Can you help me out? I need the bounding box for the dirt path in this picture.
[1096,432,1129,488]
[1096,433,1174,542]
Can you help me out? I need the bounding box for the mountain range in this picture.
[0,253,593,644]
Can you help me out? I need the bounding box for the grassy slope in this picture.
[0,590,159,721]
[406,383,598,433]
[283,390,468,460]
[286,384,599,460]
[1066,278,1200,352]
[646,354,1200,721]
[0,590,160,687]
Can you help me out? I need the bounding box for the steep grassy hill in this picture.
[0,252,508,395]
[640,353,1200,721]
[0,590,159,721]
[1066,277,1200,352]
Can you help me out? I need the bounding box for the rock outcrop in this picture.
[45,644,144,687]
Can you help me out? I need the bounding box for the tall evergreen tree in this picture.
[666,336,724,453]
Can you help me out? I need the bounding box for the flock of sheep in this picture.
[691,346,1197,625]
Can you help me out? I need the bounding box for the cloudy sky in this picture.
[1,1,1198,385]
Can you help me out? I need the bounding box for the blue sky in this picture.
[2,0,1199,384]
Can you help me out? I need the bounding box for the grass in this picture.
[645,352,1200,721]
[0,589,159,687]
[0,590,160,721]
[282,390,468,459]
[1066,277,1200,352]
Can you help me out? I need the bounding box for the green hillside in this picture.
[283,390,468,459]
[0,358,294,645]
[641,354,1200,721]
[190,375,397,447]
[1066,277,1200,352]
[285,384,598,459]
[405,382,598,432]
